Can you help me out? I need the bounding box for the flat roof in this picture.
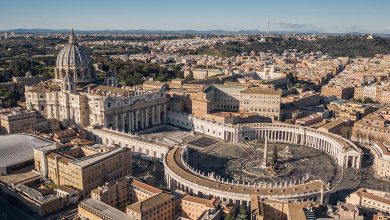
[240,88,282,95]
[0,134,53,168]
[130,179,162,194]
[70,147,124,168]
[0,171,42,186]
[80,198,135,220]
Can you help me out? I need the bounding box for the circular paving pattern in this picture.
[187,141,337,186]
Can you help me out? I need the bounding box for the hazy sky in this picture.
[1,0,389,33]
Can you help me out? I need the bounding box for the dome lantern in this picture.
[68,28,77,44]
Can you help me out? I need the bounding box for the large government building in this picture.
[25,31,168,130]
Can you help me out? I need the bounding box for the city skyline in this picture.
[1,0,390,33]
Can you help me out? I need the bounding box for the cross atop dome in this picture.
[68,28,77,44]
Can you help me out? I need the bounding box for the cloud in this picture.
[275,21,323,32]
[276,21,309,29]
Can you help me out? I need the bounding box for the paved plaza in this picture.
[138,126,390,203]
[188,141,338,185]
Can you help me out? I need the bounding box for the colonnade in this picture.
[245,127,361,169]
[169,112,362,169]
[163,148,326,206]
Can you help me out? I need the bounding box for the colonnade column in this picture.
[121,113,125,132]
[146,108,150,128]
[135,110,139,130]
[114,114,118,130]
[152,106,156,126]
[163,104,167,124]
[104,117,109,128]
[141,109,145,129]
[157,105,161,125]
[131,111,135,131]
[128,111,132,133]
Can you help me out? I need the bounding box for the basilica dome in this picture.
[54,30,95,84]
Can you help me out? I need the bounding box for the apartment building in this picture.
[352,106,390,144]
[239,87,282,121]
[180,195,221,220]
[371,142,390,180]
[321,84,354,100]
[34,144,132,196]
[346,188,390,214]
[126,192,175,220]
[91,176,162,208]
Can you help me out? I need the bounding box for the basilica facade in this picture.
[25,31,167,130]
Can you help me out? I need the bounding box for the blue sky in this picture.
[1,0,389,33]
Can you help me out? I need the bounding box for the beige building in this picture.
[380,90,390,104]
[370,142,390,180]
[13,71,45,87]
[352,105,390,144]
[25,31,168,130]
[318,117,351,137]
[0,107,37,134]
[180,195,221,220]
[34,144,132,196]
[346,188,390,214]
[0,172,73,216]
[91,177,130,208]
[126,192,175,220]
[281,91,321,108]
[328,100,377,121]
[91,176,162,209]
[250,196,308,220]
[239,87,282,121]
[296,114,323,127]
[183,84,282,121]
[78,198,136,220]
[185,68,224,80]
[321,84,354,100]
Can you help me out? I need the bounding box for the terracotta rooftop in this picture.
[130,179,163,194]
[126,192,173,213]
[182,195,220,208]
[54,129,77,139]
[356,189,390,206]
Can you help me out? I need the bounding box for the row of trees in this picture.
[0,57,55,82]
[95,57,183,86]
[0,87,20,107]
[194,36,390,58]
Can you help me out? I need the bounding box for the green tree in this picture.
[362,97,374,103]
[237,205,248,220]
[185,72,194,81]
[223,213,234,220]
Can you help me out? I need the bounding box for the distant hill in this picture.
[0,28,264,35]
[2,29,389,37]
